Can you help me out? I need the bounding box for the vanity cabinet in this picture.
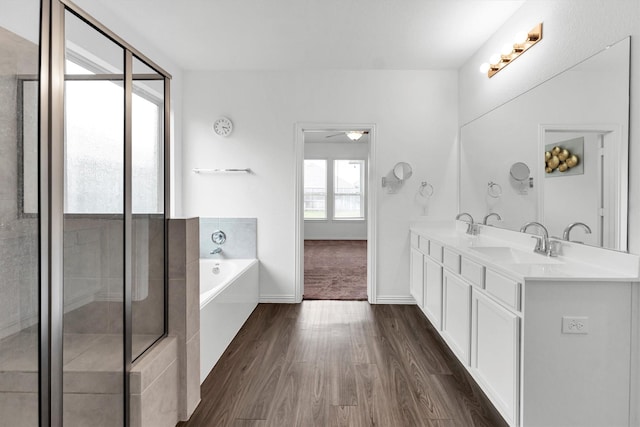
[410,247,424,309]
[442,271,471,365]
[471,288,520,425]
[423,256,442,329]
[411,233,444,329]
[409,224,639,427]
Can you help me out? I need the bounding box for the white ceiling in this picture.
[98,0,525,70]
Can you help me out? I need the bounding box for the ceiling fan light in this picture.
[346,131,364,141]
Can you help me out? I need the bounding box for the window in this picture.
[304,158,366,221]
[334,160,364,219]
[304,159,327,219]
[63,58,164,214]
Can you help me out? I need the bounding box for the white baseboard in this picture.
[258,295,416,304]
[374,295,416,305]
[259,294,298,303]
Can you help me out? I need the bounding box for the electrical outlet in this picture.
[562,316,589,334]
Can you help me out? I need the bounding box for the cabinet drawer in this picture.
[410,232,419,248]
[443,248,461,273]
[461,257,485,288]
[429,242,443,263]
[418,236,429,254]
[485,269,521,311]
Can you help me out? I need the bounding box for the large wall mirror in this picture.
[459,37,630,251]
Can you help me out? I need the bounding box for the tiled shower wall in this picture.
[0,25,164,340]
[0,28,39,340]
[63,215,165,337]
[199,217,257,259]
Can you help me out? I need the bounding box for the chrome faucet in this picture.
[563,222,592,242]
[210,247,223,255]
[520,221,553,256]
[456,212,477,235]
[482,212,502,225]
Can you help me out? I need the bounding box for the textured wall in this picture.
[0,27,38,339]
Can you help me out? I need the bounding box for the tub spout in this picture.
[210,247,223,255]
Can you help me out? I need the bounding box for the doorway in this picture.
[539,124,627,250]
[294,124,377,303]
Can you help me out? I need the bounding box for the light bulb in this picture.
[479,63,490,73]
[489,53,501,65]
[346,131,364,141]
[501,43,513,56]
[514,31,528,44]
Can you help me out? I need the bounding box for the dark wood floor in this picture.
[179,301,507,427]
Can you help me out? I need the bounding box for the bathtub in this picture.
[199,258,259,383]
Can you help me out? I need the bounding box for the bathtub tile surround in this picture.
[129,218,201,426]
[167,218,201,420]
[130,337,179,427]
[199,217,257,259]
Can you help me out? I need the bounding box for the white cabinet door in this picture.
[424,256,443,330]
[410,248,424,308]
[442,272,471,365]
[471,289,520,426]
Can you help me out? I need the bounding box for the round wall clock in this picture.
[213,117,233,137]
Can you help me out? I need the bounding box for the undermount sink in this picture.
[469,246,562,265]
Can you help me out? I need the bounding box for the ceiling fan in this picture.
[325,130,369,141]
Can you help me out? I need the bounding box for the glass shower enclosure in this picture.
[0,1,171,425]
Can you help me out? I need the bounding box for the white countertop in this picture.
[410,221,640,283]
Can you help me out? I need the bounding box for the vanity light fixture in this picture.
[479,23,543,78]
[346,131,365,141]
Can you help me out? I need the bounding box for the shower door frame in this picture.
[39,1,172,425]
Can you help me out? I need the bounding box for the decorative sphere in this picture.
[566,155,579,168]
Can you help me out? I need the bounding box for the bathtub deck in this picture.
[180,301,508,427]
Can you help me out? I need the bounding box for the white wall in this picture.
[458,0,640,252]
[182,70,458,302]
[458,1,640,422]
[72,0,185,217]
[459,47,627,240]
[304,139,368,240]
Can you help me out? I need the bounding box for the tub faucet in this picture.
[210,247,223,255]
[455,212,477,235]
[482,212,502,225]
[520,221,554,256]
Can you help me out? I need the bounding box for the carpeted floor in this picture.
[304,240,367,300]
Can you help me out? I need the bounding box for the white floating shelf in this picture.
[192,168,252,174]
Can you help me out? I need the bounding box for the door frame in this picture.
[537,123,627,251]
[294,123,377,303]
